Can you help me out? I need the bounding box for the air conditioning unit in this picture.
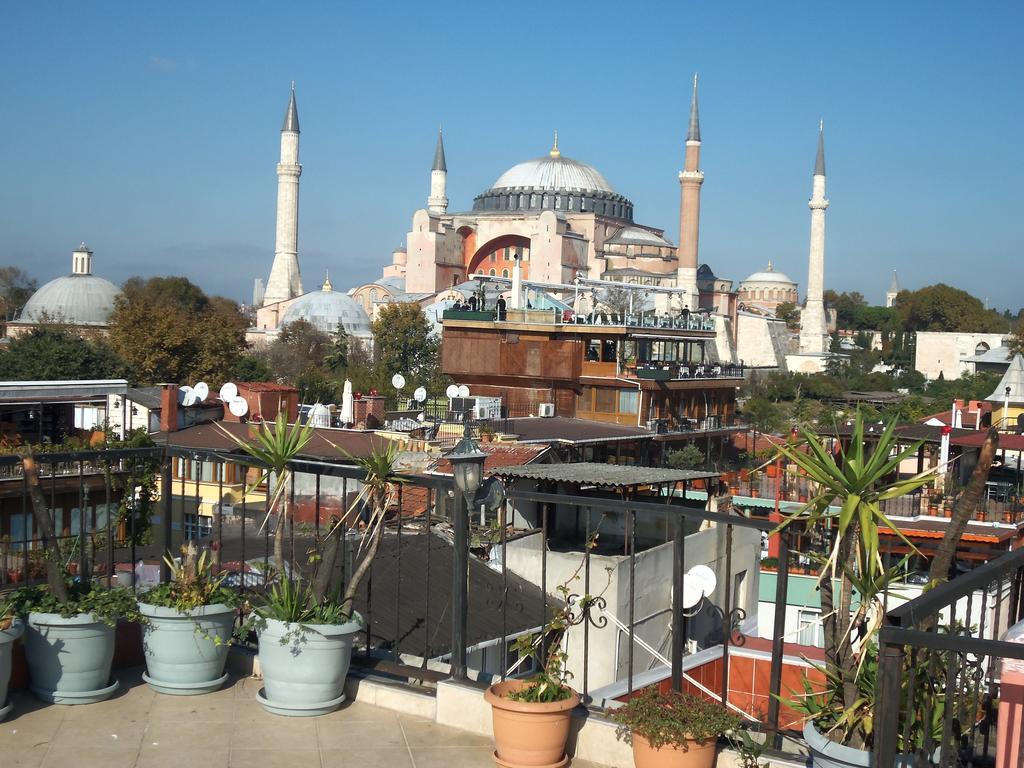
[473,405,489,420]
[538,403,555,418]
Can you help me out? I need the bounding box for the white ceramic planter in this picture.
[25,612,118,704]
[256,613,362,716]
[139,602,236,695]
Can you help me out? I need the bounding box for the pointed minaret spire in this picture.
[550,129,561,158]
[886,270,900,307]
[676,74,704,311]
[282,82,300,133]
[686,74,701,143]
[432,127,447,172]
[814,120,826,176]
[427,125,449,215]
[264,85,304,306]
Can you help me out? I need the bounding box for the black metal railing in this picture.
[0,444,807,754]
[875,546,1024,765]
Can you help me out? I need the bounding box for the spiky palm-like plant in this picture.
[775,413,934,749]
[220,412,314,575]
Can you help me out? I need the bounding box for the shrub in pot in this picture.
[11,582,140,704]
[0,597,24,721]
[610,688,741,768]
[228,416,401,716]
[137,542,240,695]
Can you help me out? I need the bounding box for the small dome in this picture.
[280,289,372,338]
[604,225,674,248]
[20,245,121,326]
[741,261,796,286]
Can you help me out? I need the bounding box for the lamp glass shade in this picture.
[452,454,484,501]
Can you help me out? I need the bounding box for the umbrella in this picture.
[340,380,354,426]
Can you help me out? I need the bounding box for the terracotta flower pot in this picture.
[484,679,579,767]
[631,732,716,768]
[766,464,779,478]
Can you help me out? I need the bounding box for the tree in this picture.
[894,284,1006,333]
[667,444,705,470]
[775,301,800,329]
[0,325,125,381]
[372,303,440,385]
[598,284,633,315]
[265,319,332,385]
[233,352,274,382]
[1008,316,1024,358]
[0,267,37,322]
[108,276,249,384]
[324,323,350,372]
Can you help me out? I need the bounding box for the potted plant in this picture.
[479,424,496,443]
[10,452,141,705]
[611,688,741,768]
[0,595,23,721]
[230,419,402,717]
[137,541,239,695]
[774,414,933,766]
[483,542,611,768]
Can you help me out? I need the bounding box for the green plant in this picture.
[666,443,705,470]
[256,576,345,626]
[773,413,935,750]
[611,688,741,748]
[727,728,768,767]
[221,412,314,574]
[506,531,611,704]
[10,582,141,625]
[139,541,239,612]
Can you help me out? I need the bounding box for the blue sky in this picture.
[1,2,1020,310]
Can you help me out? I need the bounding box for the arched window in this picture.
[489,269,496,276]
[369,289,378,303]
[502,269,509,278]
[976,342,991,355]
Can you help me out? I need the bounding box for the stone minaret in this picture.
[676,74,703,311]
[263,84,303,306]
[799,122,830,355]
[427,128,448,214]
[886,271,900,307]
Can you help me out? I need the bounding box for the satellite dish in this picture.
[446,384,460,399]
[219,382,238,401]
[181,387,198,407]
[457,384,470,398]
[681,565,717,610]
[228,396,249,418]
[193,382,209,401]
[413,386,427,403]
[478,477,506,512]
[416,412,425,422]
[392,373,406,390]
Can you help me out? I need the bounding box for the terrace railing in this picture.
[875,545,1024,766]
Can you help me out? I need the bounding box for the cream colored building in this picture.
[914,331,1008,381]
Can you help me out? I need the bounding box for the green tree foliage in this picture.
[372,303,441,389]
[666,443,705,470]
[893,284,1007,333]
[1008,316,1024,358]
[0,267,38,322]
[0,325,125,381]
[774,301,801,329]
[108,277,248,384]
[232,353,274,382]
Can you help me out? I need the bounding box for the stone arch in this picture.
[467,234,531,277]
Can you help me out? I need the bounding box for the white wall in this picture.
[914,331,1007,381]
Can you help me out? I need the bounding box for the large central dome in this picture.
[472,138,634,221]
[491,155,616,195]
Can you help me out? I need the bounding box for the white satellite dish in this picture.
[413,386,427,403]
[456,384,470,398]
[446,384,460,399]
[181,387,198,407]
[416,412,425,422]
[219,382,238,402]
[681,564,717,610]
[392,373,406,390]
[193,382,209,401]
[228,396,249,418]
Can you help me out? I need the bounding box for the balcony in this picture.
[630,361,745,382]
[443,306,717,332]
[4,445,1022,766]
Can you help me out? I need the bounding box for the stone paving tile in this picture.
[320,747,414,767]
[0,670,609,768]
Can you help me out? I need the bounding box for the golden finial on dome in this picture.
[550,129,560,158]
[322,270,333,292]
[767,260,773,272]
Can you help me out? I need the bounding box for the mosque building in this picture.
[253,82,835,372]
[7,244,121,338]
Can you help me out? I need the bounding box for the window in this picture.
[184,513,212,540]
[594,388,617,413]
[976,342,991,355]
[618,389,639,414]
[601,339,617,362]
[797,609,824,647]
[489,269,496,276]
[502,269,509,278]
[490,251,497,263]
[503,247,510,261]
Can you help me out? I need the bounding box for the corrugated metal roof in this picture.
[491,462,718,487]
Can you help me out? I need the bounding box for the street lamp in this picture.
[446,414,487,507]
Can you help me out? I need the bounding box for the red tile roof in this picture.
[432,443,549,476]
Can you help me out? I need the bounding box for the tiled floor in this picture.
[0,668,601,768]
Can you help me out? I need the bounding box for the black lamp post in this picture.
[444,414,486,679]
